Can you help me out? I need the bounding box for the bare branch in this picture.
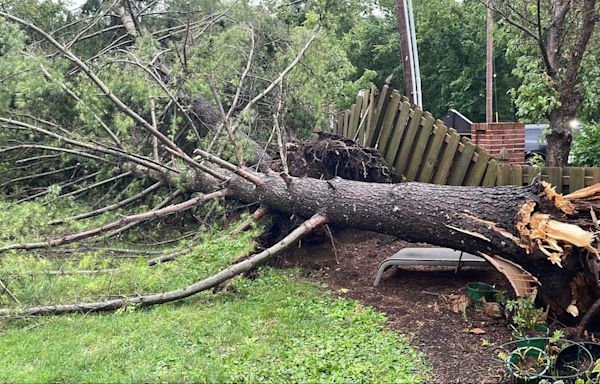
[0,190,231,253]
[147,247,193,266]
[1,164,80,188]
[193,148,264,185]
[0,213,327,316]
[14,171,102,204]
[244,33,317,113]
[229,206,269,237]
[226,27,255,119]
[49,181,163,224]
[46,172,133,203]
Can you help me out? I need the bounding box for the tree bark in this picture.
[176,149,599,321]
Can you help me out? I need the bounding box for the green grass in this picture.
[0,270,427,383]
[0,199,428,382]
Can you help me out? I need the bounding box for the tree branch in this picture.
[49,181,163,224]
[0,213,327,316]
[0,190,231,253]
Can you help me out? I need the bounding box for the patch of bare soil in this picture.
[275,229,513,383]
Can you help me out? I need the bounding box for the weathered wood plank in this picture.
[432,129,461,184]
[496,164,510,185]
[464,147,490,186]
[393,107,424,176]
[481,159,498,187]
[384,100,411,166]
[348,97,362,140]
[364,85,377,146]
[509,165,523,186]
[405,112,435,181]
[447,137,476,186]
[346,104,355,138]
[568,167,585,193]
[343,110,350,138]
[336,113,344,134]
[417,120,447,183]
[377,91,401,155]
[585,167,600,186]
[366,85,391,147]
[545,167,563,193]
[357,89,370,144]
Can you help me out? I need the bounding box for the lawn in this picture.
[0,200,428,382]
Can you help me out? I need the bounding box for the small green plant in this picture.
[526,152,546,166]
[505,295,546,337]
[549,329,565,344]
[573,358,600,384]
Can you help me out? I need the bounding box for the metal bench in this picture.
[373,247,489,286]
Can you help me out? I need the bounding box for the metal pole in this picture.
[406,0,422,107]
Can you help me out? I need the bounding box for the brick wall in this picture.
[471,122,525,164]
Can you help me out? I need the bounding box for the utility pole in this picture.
[486,0,494,123]
[396,0,414,104]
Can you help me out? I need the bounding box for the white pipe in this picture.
[403,0,417,104]
[406,0,422,107]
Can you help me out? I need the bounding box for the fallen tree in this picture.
[0,4,598,332]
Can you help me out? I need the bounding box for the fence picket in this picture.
[417,121,447,183]
[394,108,424,175]
[432,129,461,184]
[464,147,490,186]
[447,137,476,185]
[481,160,498,186]
[405,113,435,181]
[568,167,585,193]
[384,99,411,166]
[366,85,391,147]
[377,91,401,154]
[348,97,362,140]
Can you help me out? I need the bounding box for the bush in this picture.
[572,122,600,166]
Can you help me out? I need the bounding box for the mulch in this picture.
[275,229,515,383]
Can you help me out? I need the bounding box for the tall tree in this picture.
[491,0,598,166]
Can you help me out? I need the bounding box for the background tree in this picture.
[491,0,599,166]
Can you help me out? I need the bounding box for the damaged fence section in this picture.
[334,85,600,193]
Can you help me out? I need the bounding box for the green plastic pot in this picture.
[505,346,550,383]
[513,324,550,350]
[466,282,496,301]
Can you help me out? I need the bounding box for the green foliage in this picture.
[505,296,546,337]
[580,51,600,122]
[507,55,560,122]
[572,122,600,166]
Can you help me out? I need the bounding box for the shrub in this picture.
[572,122,600,166]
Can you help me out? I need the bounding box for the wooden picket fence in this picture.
[334,85,600,193]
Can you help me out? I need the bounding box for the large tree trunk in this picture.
[177,142,599,322]
[546,98,579,166]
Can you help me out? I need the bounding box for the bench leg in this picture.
[373,261,395,286]
[454,251,465,274]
